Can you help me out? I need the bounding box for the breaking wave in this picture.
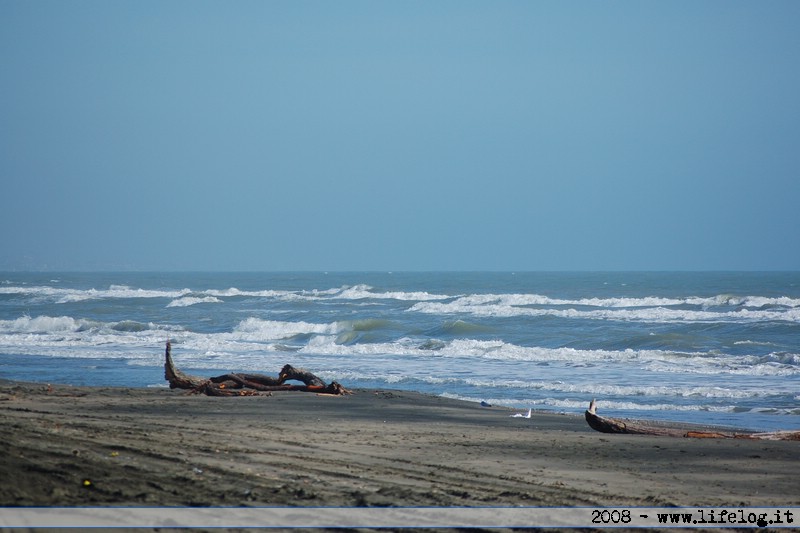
[3,313,797,379]
[409,299,800,323]
[2,272,798,431]
[167,296,222,307]
[0,315,178,339]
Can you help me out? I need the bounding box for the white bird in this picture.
[510,408,532,419]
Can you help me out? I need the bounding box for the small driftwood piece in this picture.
[585,399,800,441]
[163,341,350,396]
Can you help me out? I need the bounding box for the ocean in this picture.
[1,271,797,432]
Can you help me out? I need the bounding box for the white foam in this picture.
[333,284,450,301]
[232,317,342,340]
[214,318,800,377]
[471,379,787,399]
[167,296,222,308]
[409,300,800,323]
[204,287,303,299]
[4,282,797,315]
[438,393,738,413]
[3,313,796,379]
[0,315,85,333]
[0,285,191,303]
[734,339,780,347]
[45,283,452,304]
[532,398,736,413]
[418,292,800,310]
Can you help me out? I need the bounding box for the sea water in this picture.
[1,271,797,431]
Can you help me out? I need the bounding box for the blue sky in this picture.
[2,1,798,271]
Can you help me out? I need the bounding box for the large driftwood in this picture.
[163,341,350,396]
[585,399,800,441]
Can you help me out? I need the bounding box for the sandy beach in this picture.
[1,379,798,516]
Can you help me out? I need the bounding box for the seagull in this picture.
[510,408,532,419]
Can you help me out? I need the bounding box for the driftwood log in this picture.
[164,341,350,396]
[585,399,800,441]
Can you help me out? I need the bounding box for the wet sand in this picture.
[1,380,797,511]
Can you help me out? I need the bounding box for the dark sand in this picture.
[1,380,798,511]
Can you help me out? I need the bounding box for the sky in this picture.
[1,1,798,271]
